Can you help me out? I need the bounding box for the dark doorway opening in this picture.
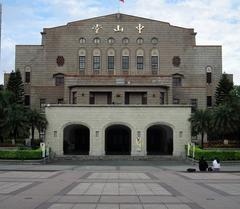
[147,125,173,155]
[105,125,131,155]
[63,124,90,155]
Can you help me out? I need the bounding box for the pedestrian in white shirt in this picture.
[212,158,220,171]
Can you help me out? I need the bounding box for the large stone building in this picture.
[15,13,222,157]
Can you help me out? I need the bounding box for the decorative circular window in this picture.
[56,56,65,67]
[136,38,144,45]
[122,37,129,45]
[108,37,115,45]
[172,56,181,67]
[151,37,158,45]
[79,38,86,44]
[93,37,101,44]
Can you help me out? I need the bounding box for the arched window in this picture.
[151,48,159,72]
[93,48,101,71]
[122,48,130,70]
[107,48,115,70]
[24,66,31,83]
[136,49,144,70]
[79,49,86,71]
[79,37,86,44]
[206,66,212,84]
[172,73,184,87]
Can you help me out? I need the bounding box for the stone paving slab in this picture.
[206,183,240,195]
[87,172,150,180]
[179,172,240,180]
[67,183,171,195]
[0,171,59,179]
[0,182,32,194]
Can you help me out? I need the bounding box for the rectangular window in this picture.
[93,56,100,70]
[25,72,30,83]
[173,77,182,87]
[108,56,114,70]
[125,92,129,105]
[72,92,77,104]
[142,93,147,104]
[79,56,85,70]
[40,98,46,108]
[207,96,212,107]
[206,72,212,84]
[160,92,165,104]
[191,99,198,112]
[58,98,64,104]
[173,98,180,104]
[151,56,158,70]
[89,93,95,104]
[24,95,30,106]
[137,56,144,70]
[55,77,64,86]
[122,56,129,70]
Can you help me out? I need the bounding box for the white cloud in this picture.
[0,0,240,84]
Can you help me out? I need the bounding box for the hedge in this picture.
[187,146,240,161]
[0,148,42,160]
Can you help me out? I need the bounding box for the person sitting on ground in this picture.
[199,156,208,171]
[212,158,221,171]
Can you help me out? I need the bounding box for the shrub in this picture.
[0,148,42,160]
[186,146,240,161]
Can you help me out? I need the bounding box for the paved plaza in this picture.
[0,161,240,209]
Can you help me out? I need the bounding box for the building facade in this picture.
[15,13,222,156]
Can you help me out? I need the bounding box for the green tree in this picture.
[27,109,48,146]
[4,104,29,144]
[215,73,233,106]
[189,109,212,148]
[6,70,24,104]
[211,104,240,139]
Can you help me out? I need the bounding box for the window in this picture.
[24,95,30,106]
[79,56,85,70]
[136,38,144,45]
[207,96,212,107]
[151,37,158,45]
[72,92,77,104]
[89,93,95,104]
[40,98,46,108]
[137,56,144,70]
[93,56,101,70]
[108,56,114,70]
[172,77,182,87]
[58,98,64,104]
[25,72,30,83]
[79,38,86,44]
[160,92,165,104]
[55,76,64,86]
[151,56,158,70]
[122,56,129,70]
[207,72,212,83]
[122,37,129,45]
[191,99,198,112]
[142,93,147,104]
[108,37,115,44]
[173,98,180,104]
[93,37,101,44]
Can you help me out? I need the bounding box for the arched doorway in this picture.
[63,124,90,155]
[147,125,173,155]
[105,125,131,155]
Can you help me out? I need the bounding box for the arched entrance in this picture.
[105,125,131,155]
[147,125,173,155]
[63,124,90,155]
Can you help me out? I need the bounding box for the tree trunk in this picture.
[31,125,35,147]
[201,132,204,149]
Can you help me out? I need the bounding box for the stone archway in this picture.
[105,125,131,155]
[63,124,90,155]
[147,124,173,155]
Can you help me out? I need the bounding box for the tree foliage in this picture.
[215,73,233,106]
[6,70,24,104]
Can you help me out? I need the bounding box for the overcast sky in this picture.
[0,0,240,84]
